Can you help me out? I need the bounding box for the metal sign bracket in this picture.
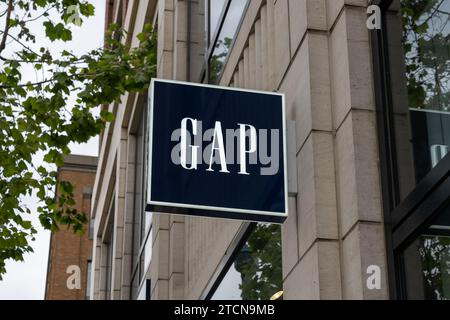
[287,120,298,197]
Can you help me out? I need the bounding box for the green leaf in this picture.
[100,110,115,122]
[44,21,72,41]
[0,3,157,280]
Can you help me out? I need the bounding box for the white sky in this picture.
[0,0,105,300]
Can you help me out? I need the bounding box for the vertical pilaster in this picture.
[328,0,388,300]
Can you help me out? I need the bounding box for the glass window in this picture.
[131,268,139,299]
[211,224,283,300]
[144,229,153,269]
[86,261,92,300]
[134,108,145,249]
[402,204,450,299]
[132,106,149,268]
[101,200,115,300]
[386,0,450,200]
[130,102,153,299]
[137,279,151,300]
[88,216,95,239]
[135,228,153,299]
[208,0,228,42]
[105,231,114,300]
[206,0,249,84]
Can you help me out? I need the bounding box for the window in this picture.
[104,216,114,300]
[85,191,94,239]
[86,260,92,300]
[130,100,153,299]
[88,216,95,239]
[209,223,283,300]
[372,0,450,299]
[204,0,250,84]
[402,204,450,299]
[98,197,116,300]
[383,0,450,201]
[208,0,227,42]
[137,279,151,300]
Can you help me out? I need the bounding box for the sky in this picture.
[0,0,105,300]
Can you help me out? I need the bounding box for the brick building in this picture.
[45,155,97,300]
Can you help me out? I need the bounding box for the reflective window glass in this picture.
[144,228,153,270]
[208,0,249,84]
[403,204,450,299]
[105,231,113,300]
[131,269,139,299]
[211,224,283,300]
[88,216,95,239]
[209,0,227,42]
[386,0,450,200]
[86,261,92,300]
[132,111,145,268]
[137,279,151,300]
[130,102,154,298]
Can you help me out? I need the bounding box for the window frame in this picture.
[200,0,250,84]
[86,260,92,300]
[130,95,154,300]
[370,0,450,299]
[101,198,115,300]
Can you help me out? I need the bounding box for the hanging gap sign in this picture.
[146,79,288,223]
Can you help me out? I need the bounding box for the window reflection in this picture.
[88,216,95,239]
[208,0,227,42]
[86,261,92,300]
[211,223,282,300]
[420,235,450,299]
[132,110,144,268]
[401,0,450,112]
[131,268,139,299]
[137,279,151,300]
[208,0,249,84]
[403,205,450,299]
[104,229,113,300]
[130,104,153,299]
[410,108,450,179]
[144,229,153,272]
[387,0,450,199]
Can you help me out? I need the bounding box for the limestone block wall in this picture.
[217,0,389,300]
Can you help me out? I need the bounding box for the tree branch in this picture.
[0,78,53,89]
[0,71,106,89]
[0,0,13,55]
[21,4,56,23]
[0,30,42,57]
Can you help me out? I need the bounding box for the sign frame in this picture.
[146,78,288,223]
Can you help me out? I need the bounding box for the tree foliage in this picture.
[419,235,450,299]
[402,0,450,110]
[208,37,232,84]
[234,224,282,300]
[0,0,156,278]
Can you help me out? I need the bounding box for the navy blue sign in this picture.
[146,79,287,223]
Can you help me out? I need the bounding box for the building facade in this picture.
[89,0,450,300]
[45,155,97,300]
